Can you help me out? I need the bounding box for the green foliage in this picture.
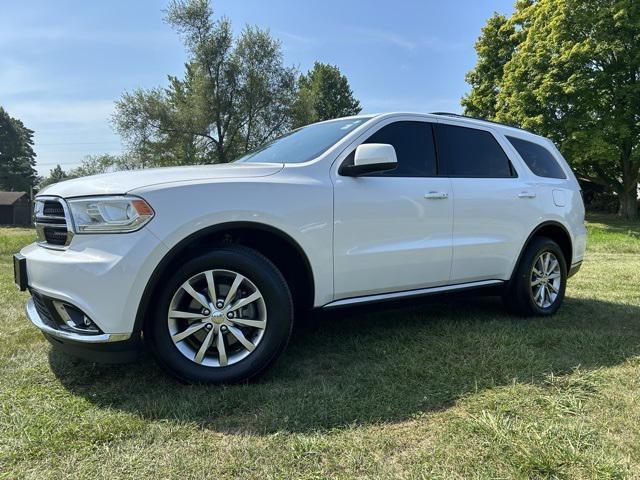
[113,0,297,165]
[39,154,145,188]
[40,165,69,188]
[464,0,640,219]
[293,62,362,128]
[69,153,145,177]
[461,13,519,119]
[0,107,38,192]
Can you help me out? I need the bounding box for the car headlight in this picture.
[67,196,154,233]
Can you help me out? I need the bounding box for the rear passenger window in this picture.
[357,121,437,177]
[435,124,515,178]
[506,136,566,179]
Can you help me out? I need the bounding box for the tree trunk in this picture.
[616,148,638,220]
[216,141,226,164]
[618,185,638,220]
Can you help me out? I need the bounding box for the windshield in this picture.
[235,117,372,164]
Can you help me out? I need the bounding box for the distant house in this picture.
[0,192,31,226]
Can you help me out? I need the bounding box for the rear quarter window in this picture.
[506,136,566,179]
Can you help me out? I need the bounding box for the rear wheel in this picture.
[503,236,567,316]
[146,246,293,383]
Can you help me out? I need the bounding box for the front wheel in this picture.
[146,246,294,383]
[503,236,567,316]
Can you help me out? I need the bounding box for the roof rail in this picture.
[430,112,528,132]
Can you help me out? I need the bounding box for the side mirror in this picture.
[340,143,398,176]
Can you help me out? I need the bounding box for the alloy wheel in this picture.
[167,269,267,367]
[530,251,562,309]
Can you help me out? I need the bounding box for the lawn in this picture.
[1,215,639,479]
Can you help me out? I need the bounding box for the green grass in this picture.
[1,215,639,479]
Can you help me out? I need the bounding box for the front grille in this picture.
[43,201,65,217]
[34,198,72,247]
[43,228,69,245]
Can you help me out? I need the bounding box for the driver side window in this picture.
[344,121,438,177]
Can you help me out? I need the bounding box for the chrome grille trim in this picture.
[34,196,75,249]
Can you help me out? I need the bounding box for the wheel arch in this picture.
[133,221,315,333]
[511,221,573,281]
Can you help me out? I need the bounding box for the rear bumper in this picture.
[568,260,582,278]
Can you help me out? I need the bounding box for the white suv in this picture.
[15,112,586,383]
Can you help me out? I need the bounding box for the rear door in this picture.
[333,120,453,299]
[434,122,539,283]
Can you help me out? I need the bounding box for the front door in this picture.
[333,120,453,300]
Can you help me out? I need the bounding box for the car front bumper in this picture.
[19,227,169,346]
[26,296,129,343]
[26,296,143,363]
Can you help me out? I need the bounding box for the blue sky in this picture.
[0,0,514,176]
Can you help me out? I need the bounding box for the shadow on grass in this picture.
[49,294,640,434]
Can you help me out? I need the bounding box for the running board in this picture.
[322,280,505,309]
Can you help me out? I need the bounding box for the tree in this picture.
[293,62,362,128]
[40,165,69,188]
[461,13,519,119]
[113,0,297,165]
[0,107,38,192]
[464,0,640,219]
[39,154,145,188]
[70,153,144,177]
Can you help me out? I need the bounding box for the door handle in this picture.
[518,191,537,199]
[424,191,449,199]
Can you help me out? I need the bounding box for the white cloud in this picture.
[13,100,114,123]
[276,30,320,47]
[0,26,72,43]
[0,59,53,96]
[6,99,115,126]
[351,27,466,52]
[419,37,466,52]
[354,27,417,50]
[0,25,174,47]
[3,99,123,176]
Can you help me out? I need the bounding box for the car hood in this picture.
[39,162,284,198]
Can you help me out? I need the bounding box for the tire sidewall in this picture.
[147,247,293,383]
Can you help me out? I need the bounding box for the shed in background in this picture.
[0,191,31,226]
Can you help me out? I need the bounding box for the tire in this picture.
[502,236,567,316]
[145,245,294,384]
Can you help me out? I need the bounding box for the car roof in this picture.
[364,111,549,144]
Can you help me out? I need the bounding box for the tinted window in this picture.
[506,136,566,179]
[435,124,515,178]
[359,121,437,177]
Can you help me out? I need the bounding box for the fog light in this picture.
[52,301,101,334]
